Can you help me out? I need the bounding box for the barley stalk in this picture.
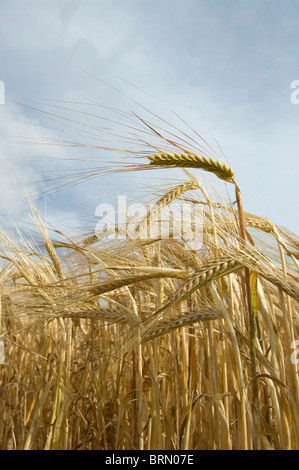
[148,152,235,183]
[152,257,241,318]
[138,181,198,236]
[142,309,221,342]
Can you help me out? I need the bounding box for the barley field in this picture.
[0,101,298,450]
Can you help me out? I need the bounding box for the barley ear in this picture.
[148,152,235,183]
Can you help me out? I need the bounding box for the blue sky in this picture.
[0,0,298,234]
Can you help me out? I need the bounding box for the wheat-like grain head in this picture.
[148,152,235,183]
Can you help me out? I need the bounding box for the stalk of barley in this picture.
[142,309,221,343]
[151,257,241,319]
[61,304,142,325]
[135,181,198,239]
[89,270,189,296]
[148,153,235,183]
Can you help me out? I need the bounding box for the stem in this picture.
[172,330,180,449]
[235,183,261,450]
